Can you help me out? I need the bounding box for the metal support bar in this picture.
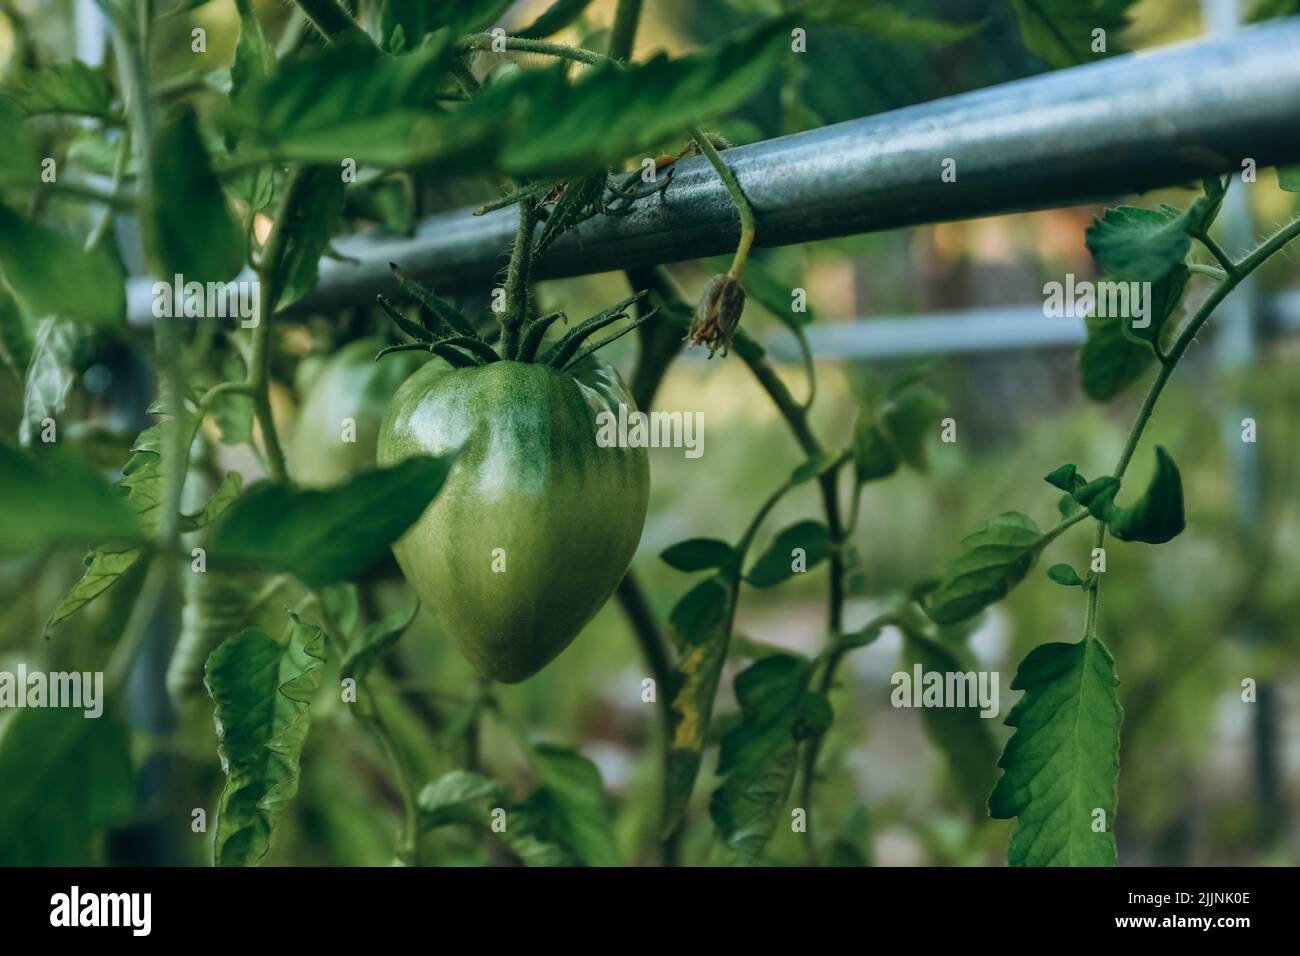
[125,18,1300,324]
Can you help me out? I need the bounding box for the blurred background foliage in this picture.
[0,0,1297,866]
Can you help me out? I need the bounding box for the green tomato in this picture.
[289,339,428,487]
[377,358,649,683]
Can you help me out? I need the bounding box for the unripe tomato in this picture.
[289,339,428,487]
[377,358,649,683]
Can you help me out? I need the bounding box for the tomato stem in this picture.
[501,197,539,360]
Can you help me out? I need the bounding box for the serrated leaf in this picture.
[1079,307,1153,401]
[206,612,327,866]
[0,60,114,118]
[661,537,737,573]
[1085,204,1192,283]
[0,709,134,864]
[989,636,1122,866]
[709,654,831,863]
[1012,0,1137,69]
[926,512,1045,624]
[0,444,140,557]
[238,34,480,167]
[207,454,456,588]
[272,166,346,311]
[487,19,791,178]
[744,520,829,588]
[0,204,125,329]
[1047,562,1084,587]
[899,628,999,819]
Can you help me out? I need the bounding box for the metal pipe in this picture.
[126,17,1300,324]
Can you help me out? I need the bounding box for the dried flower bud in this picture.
[687,274,745,359]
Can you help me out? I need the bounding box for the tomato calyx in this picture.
[375,268,657,373]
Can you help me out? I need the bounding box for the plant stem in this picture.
[688,127,756,279]
[609,0,644,62]
[249,167,317,481]
[501,198,538,359]
[292,0,374,47]
[459,34,606,65]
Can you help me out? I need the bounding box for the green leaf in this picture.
[418,770,509,829]
[805,0,984,43]
[384,0,511,47]
[528,744,620,866]
[181,472,244,532]
[487,19,791,177]
[853,414,898,483]
[1278,165,1300,192]
[207,454,456,588]
[1085,204,1192,283]
[883,383,945,470]
[988,637,1122,866]
[926,512,1045,624]
[1044,463,1085,493]
[0,61,114,118]
[0,444,140,557]
[230,0,275,104]
[206,612,327,866]
[1250,0,1300,21]
[1079,307,1153,401]
[1116,264,1188,351]
[272,166,347,311]
[213,390,254,446]
[341,602,420,688]
[147,112,244,284]
[661,537,737,573]
[239,35,481,167]
[0,709,134,865]
[744,520,830,588]
[1100,446,1186,544]
[45,547,144,634]
[0,204,125,329]
[709,654,831,863]
[0,101,38,186]
[1047,562,1084,587]
[19,317,80,447]
[790,450,840,485]
[1012,0,1137,69]
[899,629,999,819]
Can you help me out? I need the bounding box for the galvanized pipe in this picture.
[126,17,1300,323]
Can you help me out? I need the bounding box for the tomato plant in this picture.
[0,0,1298,876]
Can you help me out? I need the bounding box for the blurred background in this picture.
[1,0,1297,866]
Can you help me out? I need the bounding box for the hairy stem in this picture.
[459,34,606,65]
[688,127,756,279]
[292,0,374,46]
[501,198,539,359]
